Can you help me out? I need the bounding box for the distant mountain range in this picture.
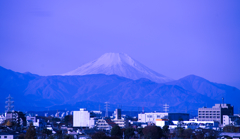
[0,65,239,114]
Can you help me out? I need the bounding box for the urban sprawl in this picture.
[0,95,240,139]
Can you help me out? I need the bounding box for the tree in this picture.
[137,127,144,137]
[92,132,119,139]
[92,132,108,139]
[64,115,73,125]
[48,135,54,139]
[111,125,122,138]
[183,128,194,138]
[142,125,163,139]
[6,120,12,127]
[175,127,184,138]
[223,125,238,133]
[64,135,74,139]
[125,128,135,139]
[18,133,25,139]
[162,125,169,134]
[25,123,36,139]
[42,128,52,136]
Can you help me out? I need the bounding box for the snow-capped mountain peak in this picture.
[62,53,173,83]
[93,53,134,66]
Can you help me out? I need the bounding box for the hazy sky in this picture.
[0,0,240,88]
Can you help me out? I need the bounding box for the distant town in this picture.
[0,95,240,139]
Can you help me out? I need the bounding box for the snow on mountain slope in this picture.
[62,53,173,83]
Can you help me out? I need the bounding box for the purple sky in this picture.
[0,0,240,88]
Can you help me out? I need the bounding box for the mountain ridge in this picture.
[0,66,239,114]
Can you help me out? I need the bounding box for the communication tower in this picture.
[105,102,109,117]
[5,94,14,112]
[163,104,169,113]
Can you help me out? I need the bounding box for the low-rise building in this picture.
[0,114,5,124]
[5,111,26,126]
[223,115,240,126]
[138,112,189,124]
[0,133,15,139]
[198,104,234,124]
[95,118,116,131]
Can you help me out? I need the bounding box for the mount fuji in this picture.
[62,53,173,83]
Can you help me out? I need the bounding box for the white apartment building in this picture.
[73,108,95,128]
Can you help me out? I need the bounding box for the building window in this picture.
[147,115,152,118]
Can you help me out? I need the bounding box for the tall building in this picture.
[114,109,121,120]
[198,104,234,124]
[112,109,129,128]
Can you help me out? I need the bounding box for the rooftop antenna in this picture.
[222,97,224,105]
[105,102,109,117]
[142,107,144,114]
[5,95,14,112]
[163,104,169,113]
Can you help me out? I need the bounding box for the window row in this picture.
[199,113,220,115]
[198,116,220,118]
[199,111,220,113]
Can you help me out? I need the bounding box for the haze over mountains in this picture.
[0,53,239,114]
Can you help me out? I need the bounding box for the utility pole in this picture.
[105,102,109,117]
